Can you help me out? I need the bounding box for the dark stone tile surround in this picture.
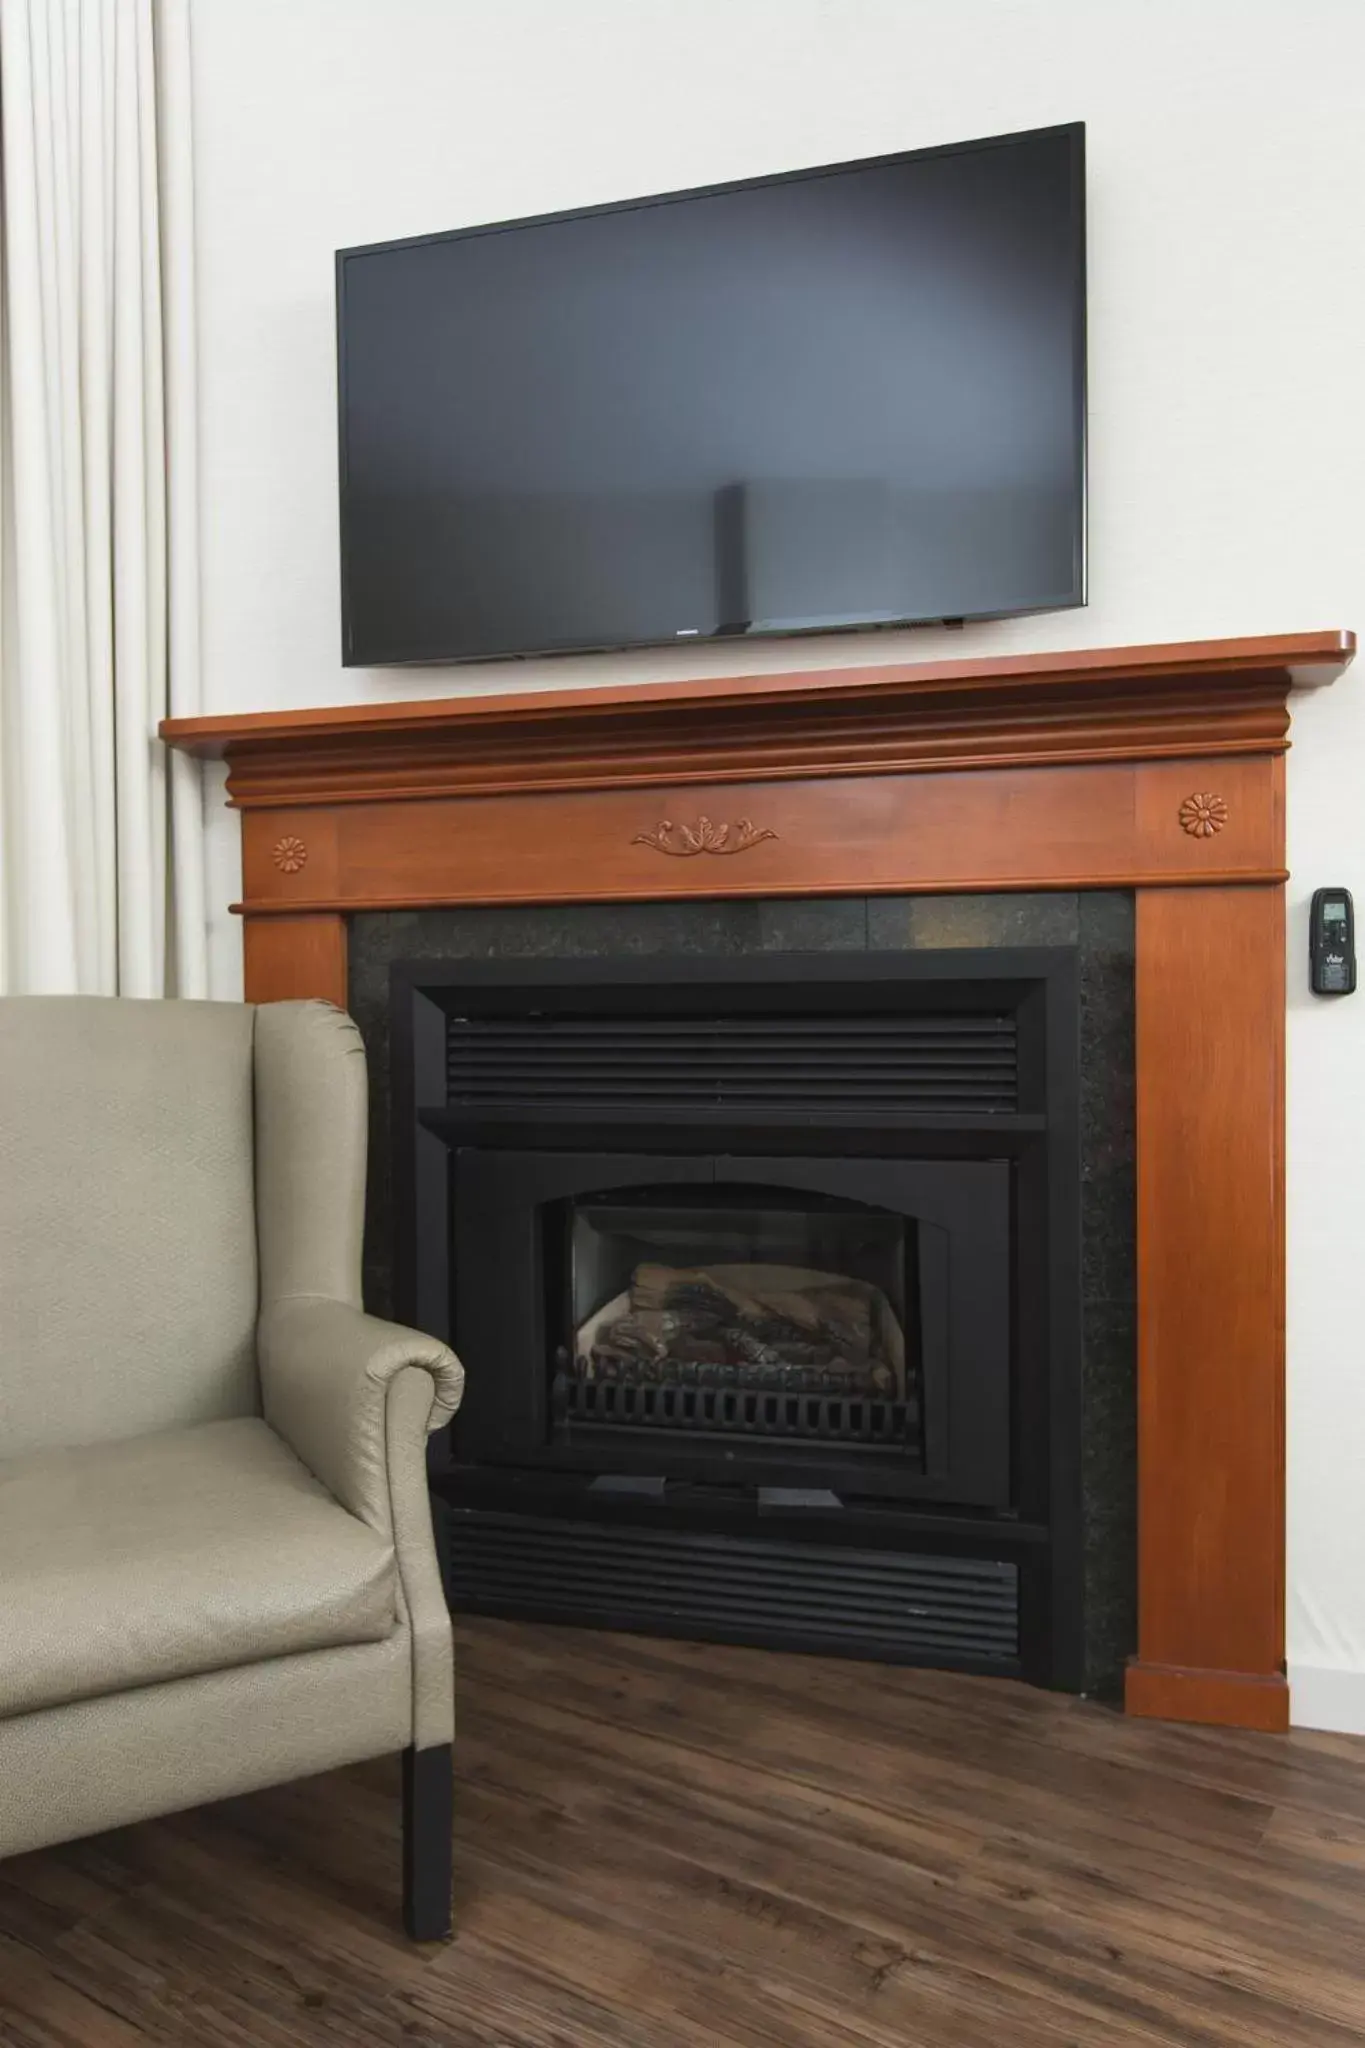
[349,892,1137,1695]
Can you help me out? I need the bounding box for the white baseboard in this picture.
[1289,1662,1365,1734]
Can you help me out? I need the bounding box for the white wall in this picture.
[190,0,1365,1726]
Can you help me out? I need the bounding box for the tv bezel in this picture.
[335,121,1087,668]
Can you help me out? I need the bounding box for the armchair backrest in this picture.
[0,996,368,1459]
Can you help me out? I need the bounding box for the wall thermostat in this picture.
[1310,888,1356,995]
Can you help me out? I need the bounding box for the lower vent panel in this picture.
[439,1506,1020,1670]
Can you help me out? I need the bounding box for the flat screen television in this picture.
[336,122,1085,666]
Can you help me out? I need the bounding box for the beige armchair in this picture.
[0,995,464,1938]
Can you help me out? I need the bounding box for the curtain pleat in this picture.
[0,0,205,996]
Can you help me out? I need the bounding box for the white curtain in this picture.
[0,0,206,996]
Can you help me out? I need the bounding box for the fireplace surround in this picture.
[350,906,1134,1693]
[163,628,1356,1729]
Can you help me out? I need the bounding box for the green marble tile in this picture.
[867,891,1080,949]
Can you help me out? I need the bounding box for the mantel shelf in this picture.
[163,628,1354,755]
[160,629,1354,810]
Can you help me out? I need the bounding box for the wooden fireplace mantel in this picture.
[164,628,1355,1731]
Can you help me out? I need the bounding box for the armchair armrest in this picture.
[258,1295,464,1532]
[258,1295,465,1752]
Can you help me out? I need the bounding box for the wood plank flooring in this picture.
[3,1619,1365,2046]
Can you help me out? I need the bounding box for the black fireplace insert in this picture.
[387,944,1092,1687]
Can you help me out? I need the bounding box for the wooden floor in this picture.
[3,1622,1365,2046]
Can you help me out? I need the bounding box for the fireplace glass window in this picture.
[551,1187,923,1459]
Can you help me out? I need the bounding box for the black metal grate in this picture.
[447,1011,1018,1115]
[441,1507,1020,1667]
[552,1370,920,1450]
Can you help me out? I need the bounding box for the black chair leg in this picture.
[402,1743,453,1940]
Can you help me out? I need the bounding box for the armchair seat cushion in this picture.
[0,1417,397,1721]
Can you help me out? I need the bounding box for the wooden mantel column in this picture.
[1128,883,1288,1729]
[163,629,1354,1730]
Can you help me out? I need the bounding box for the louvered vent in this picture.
[447,1012,1017,1115]
[441,1508,1019,1667]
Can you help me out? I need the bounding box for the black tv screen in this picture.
[337,123,1085,666]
